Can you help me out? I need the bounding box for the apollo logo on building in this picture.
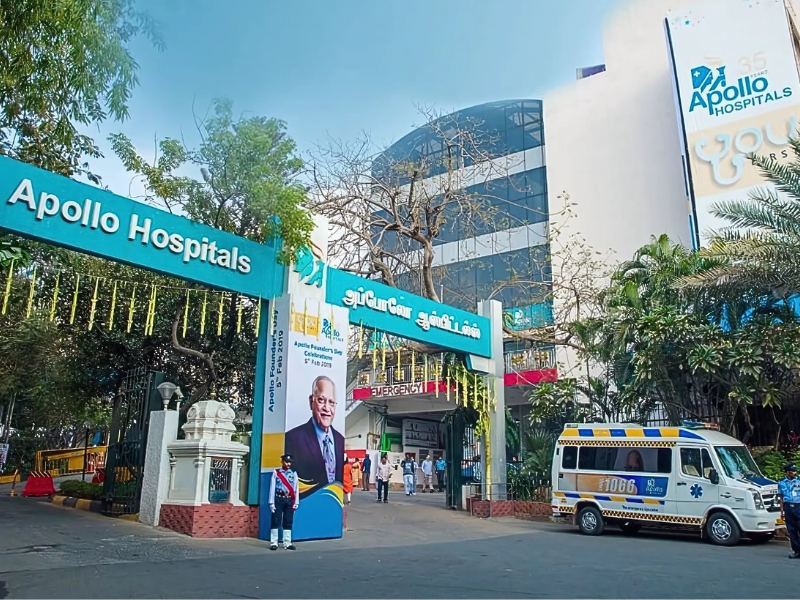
[688,64,792,116]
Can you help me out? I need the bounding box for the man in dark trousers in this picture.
[268,454,299,551]
[361,454,372,491]
[779,463,800,559]
[284,376,345,497]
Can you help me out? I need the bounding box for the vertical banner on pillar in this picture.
[259,294,348,542]
[261,295,290,470]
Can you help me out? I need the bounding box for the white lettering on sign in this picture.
[342,286,482,340]
[371,383,424,398]
[7,178,252,275]
[416,311,482,340]
[342,287,413,319]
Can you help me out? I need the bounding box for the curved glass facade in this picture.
[373,99,552,326]
[373,99,544,185]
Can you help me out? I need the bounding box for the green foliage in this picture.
[59,480,102,500]
[754,450,788,482]
[0,0,163,177]
[535,230,800,443]
[522,429,556,474]
[109,98,313,262]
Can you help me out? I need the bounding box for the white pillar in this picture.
[139,410,179,526]
[477,299,506,501]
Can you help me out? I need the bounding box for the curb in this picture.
[52,495,102,513]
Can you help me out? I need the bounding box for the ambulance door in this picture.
[675,445,718,519]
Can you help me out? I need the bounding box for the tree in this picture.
[109,98,312,404]
[0,0,163,178]
[308,108,543,306]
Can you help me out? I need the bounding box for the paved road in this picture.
[0,489,796,599]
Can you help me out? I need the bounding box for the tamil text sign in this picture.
[324,267,491,357]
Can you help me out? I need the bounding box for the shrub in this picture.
[59,480,102,500]
[754,451,789,481]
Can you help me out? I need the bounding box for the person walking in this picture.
[421,455,434,493]
[375,454,392,503]
[361,454,372,491]
[779,463,800,559]
[343,454,353,504]
[268,454,299,551]
[401,453,418,496]
[435,455,446,492]
[351,457,361,489]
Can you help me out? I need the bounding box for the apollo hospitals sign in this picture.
[0,155,284,298]
[665,0,800,247]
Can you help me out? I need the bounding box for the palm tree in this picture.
[682,137,800,296]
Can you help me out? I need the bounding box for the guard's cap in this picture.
[785,463,797,472]
[281,454,293,463]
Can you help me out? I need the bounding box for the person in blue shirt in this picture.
[268,454,299,551]
[778,463,800,559]
[435,456,446,492]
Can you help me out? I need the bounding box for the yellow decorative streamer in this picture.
[144,285,157,336]
[182,290,191,338]
[25,266,37,319]
[411,351,415,381]
[150,286,158,335]
[70,274,81,325]
[381,334,386,370]
[423,354,429,388]
[303,298,308,335]
[435,361,440,399]
[451,373,455,404]
[127,284,137,333]
[256,297,263,336]
[49,271,60,322]
[358,321,363,359]
[1,259,14,316]
[108,280,118,330]
[473,372,478,408]
[217,293,225,337]
[236,296,244,334]
[199,291,207,335]
[396,345,401,379]
[372,330,378,370]
[88,276,100,330]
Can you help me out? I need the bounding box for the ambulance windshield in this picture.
[714,446,762,482]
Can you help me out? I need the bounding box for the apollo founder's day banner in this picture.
[666,0,800,246]
[259,294,348,542]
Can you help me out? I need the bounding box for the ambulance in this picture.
[551,422,780,545]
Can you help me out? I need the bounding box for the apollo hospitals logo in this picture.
[688,64,792,117]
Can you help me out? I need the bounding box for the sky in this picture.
[87,0,623,197]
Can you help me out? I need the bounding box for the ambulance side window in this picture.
[562,446,577,469]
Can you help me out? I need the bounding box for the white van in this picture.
[550,422,780,545]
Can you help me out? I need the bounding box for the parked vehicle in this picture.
[551,422,780,546]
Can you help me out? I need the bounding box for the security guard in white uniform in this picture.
[269,453,299,551]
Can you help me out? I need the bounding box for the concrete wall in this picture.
[345,403,371,452]
[544,0,702,376]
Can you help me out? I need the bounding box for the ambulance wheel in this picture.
[577,506,605,536]
[706,512,740,546]
[618,520,641,535]
[748,532,774,544]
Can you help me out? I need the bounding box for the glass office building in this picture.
[372,99,553,332]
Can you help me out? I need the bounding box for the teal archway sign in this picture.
[0,156,285,298]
